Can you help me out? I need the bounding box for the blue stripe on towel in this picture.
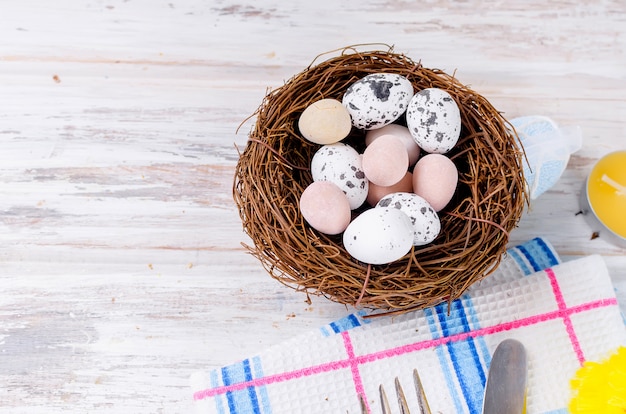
[436,300,486,414]
[252,356,271,414]
[211,369,227,414]
[321,311,368,336]
[532,237,560,268]
[460,294,491,379]
[511,237,560,274]
[517,244,541,272]
[508,248,532,275]
[221,365,236,413]
[424,306,464,414]
[221,359,261,414]
[243,360,260,414]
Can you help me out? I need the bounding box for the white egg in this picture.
[342,73,413,130]
[343,207,414,265]
[310,143,368,210]
[376,192,440,246]
[406,88,461,154]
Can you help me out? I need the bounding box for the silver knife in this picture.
[481,339,528,414]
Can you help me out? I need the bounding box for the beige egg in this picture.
[299,181,351,235]
[362,135,409,187]
[412,154,458,211]
[298,98,352,145]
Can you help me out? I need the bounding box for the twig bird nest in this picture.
[233,46,526,316]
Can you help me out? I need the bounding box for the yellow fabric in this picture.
[569,346,626,413]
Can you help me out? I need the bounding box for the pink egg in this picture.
[365,124,421,166]
[362,135,409,187]
[299,181,351,235]
[412,154,458,211]
[366,172,413,206]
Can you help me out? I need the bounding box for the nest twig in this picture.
[233,47,527,315]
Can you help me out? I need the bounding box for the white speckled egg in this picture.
[310,143,368,210]
[343,207,414,265]
[376,192,440,246]
[406,88,461,154]
[342,73,413,130]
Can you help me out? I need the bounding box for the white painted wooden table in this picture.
[1,1,625,412]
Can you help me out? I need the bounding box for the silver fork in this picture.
[360,369,432,414]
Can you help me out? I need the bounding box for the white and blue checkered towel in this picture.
[191,238,626,413]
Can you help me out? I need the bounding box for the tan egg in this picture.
[366,172,413,207]
[299,181,351,235]
[412,154,458,211]
[298,98,352,145]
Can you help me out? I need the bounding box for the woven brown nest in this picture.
[233,46,527,316]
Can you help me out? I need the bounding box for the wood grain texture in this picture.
[1,1,625,412]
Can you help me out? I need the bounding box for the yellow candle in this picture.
[584,151,626,245]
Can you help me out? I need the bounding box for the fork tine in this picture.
[359,393,370,414]
[375,369,430,414]
[379,384,391,414]
[413,369,432,414]
[394,377,411,414]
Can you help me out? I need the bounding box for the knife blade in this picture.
[481,339,528,414]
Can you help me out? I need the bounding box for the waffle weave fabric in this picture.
[191,238,626,414]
